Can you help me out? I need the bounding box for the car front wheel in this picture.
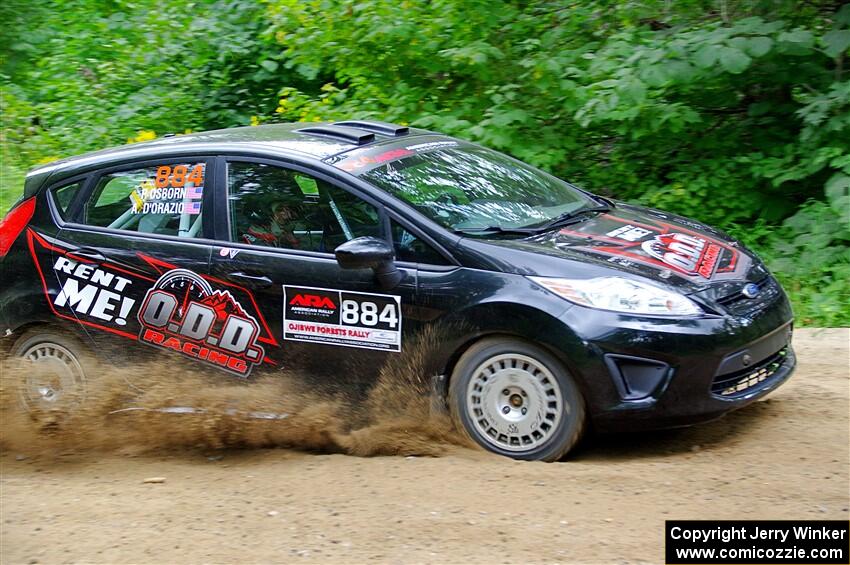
[449,337,586,462]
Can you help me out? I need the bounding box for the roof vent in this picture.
[296,125,376,145]
[333,120,409,136]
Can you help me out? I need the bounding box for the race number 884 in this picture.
[340,299,399,329]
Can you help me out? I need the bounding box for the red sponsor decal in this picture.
[698,243,722,278]
[373,148,413,163]
[141,328,249,375]
[641,233,721,278]
[137,269,266,377]
[289,294,336,309]
[26,229,278,375]
[556,214,740,280]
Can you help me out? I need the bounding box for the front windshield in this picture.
[359,146,598,231]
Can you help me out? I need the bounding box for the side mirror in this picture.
[335,237,404,289]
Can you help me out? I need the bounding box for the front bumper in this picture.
[548,283,796,433]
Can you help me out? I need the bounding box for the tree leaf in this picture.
[825,173,850,223]
[641,65,667,87]
[719,47,752,74]
[260,59,278,72]
[836,4,850,26]
[778,29,815,48]
[693,44,720,68]
[822,29,850,58]
[745,36,773,57]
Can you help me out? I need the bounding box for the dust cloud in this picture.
[0,326,470,458]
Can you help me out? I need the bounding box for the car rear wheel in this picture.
[11,329,92,413]
[449,337,586,462]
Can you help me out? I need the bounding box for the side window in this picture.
[391,221,450,265]
[81,162,206,237]
[50,181,83,220]
[227,162,382,252]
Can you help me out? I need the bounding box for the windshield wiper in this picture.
[452,226,539,236]
[452,203,612,237]
[530,205,611,232]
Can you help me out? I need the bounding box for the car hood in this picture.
[459,203,770,295]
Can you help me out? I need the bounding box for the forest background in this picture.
[1,0,848,325]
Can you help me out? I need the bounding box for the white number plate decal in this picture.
[283,285,402,352]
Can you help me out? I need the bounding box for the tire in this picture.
[449,337,586,462]
[10,328,94,413]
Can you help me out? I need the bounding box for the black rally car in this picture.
[0,120,795,461]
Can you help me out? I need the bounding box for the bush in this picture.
[2,0,847,324]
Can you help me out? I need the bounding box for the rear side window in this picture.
[81,163,206,238]
[50,181,83,219]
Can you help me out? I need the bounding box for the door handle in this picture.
[71,247,107,262]
[226,272,273,289]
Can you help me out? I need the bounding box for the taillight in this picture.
[0,197,36,258]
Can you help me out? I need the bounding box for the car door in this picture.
[46,157,218,370]
[207,157,423,389]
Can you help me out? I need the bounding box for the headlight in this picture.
[528,276,703,316]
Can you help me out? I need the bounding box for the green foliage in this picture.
[2,0,848,325]
[728,200,850,327]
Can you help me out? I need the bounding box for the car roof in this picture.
[24,121,439,197]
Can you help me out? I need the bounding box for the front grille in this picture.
[717,276,781,317]
[711,347,788,398]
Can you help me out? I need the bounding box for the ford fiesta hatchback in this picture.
[0,120,795,461]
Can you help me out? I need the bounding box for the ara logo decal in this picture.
[138,269,266,377]
[641,233,722,279]
[289,294,337,310]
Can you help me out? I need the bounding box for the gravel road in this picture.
[1,328,847,564]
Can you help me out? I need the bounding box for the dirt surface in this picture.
[1,328,848,564]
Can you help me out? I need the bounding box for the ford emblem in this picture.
[742,283,760,299]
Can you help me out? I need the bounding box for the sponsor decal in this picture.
[283,285,401,352]
[335,149,414,173]
[641,233,722,278]
[606,224,652,242]
[218,247,241,259]
[26,229,277,375]
[403,140,458,152]
[138,269,265,377]
[553,212,744,280]
[52,256,136,326]
[331,140,459,173]
[374,148,414,163]
[289,292,337,310]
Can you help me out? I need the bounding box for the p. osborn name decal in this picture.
[283,285,401,352]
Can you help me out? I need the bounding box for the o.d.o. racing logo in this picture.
[641,233,722,278]
[138,269,265,376]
